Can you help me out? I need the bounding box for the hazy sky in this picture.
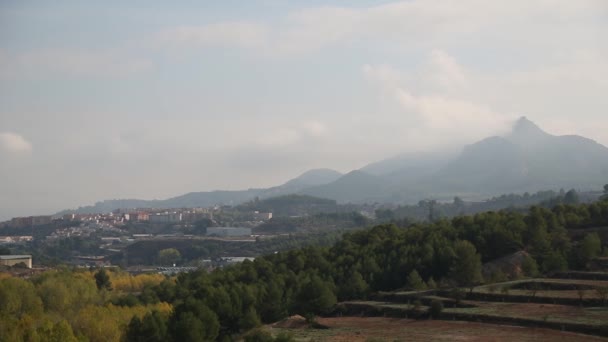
[1,1,607,219]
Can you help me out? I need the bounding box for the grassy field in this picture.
[268,317,608,342]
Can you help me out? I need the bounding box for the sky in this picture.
[1,1,607,220]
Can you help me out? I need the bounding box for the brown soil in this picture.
[273,316,608,342]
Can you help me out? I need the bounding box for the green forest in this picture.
[2,198,608,341]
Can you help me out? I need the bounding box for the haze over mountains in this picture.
[64,117,608,214]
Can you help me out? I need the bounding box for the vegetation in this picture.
[0,269,169,342]
[1,198,608,340]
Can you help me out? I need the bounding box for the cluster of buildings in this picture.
[122,208,215,224]
[0,236,33,244]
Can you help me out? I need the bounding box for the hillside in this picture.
[301,170,392,203]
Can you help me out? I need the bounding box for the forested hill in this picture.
[124,198,608,340]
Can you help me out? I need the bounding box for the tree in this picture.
[406,270,427,291]
[94,268,112,291]
[126,316,143,342]
[564,189,580,205]
[170,312,217,342]
[577,286,586,305]
[169,300,220,342]
[295,275,337,315]
[126,310,167,342]
[340,271,369,299]
[578,233,602,267]
[542,251,568,273]
[158,248,181,266]
[450,240,483,291]
[140,311,168,342]
[521,255,540,277]
[0,277,43,317]
[602,184,608,201]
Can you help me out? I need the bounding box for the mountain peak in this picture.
[513,116,542,133]
[507,116,552,144]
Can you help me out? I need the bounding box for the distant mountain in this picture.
[432,117,608,194]
[58,189,264,215]
[361,151,453,178]
[59,117,608,214]
[259,169,342,198]
[59,169,342,214]
[301,170,392,203]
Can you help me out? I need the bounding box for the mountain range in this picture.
[63,117,608,214]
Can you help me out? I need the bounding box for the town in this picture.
[0,206,275,272]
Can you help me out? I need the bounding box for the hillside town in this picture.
[0,206,275,270]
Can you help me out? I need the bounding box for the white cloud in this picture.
[427,49,467,88]
[362,50,515,149]
[0,132,32,154]
[152,1,606,57]
[156,21,269,49]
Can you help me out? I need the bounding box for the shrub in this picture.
[429,300,443,319]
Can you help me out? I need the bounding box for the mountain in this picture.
[432,117,608,194]
[59,189,264,215]
[59,117,608,214]
[259,169,343,198]
[301,170,392,203]
[361,151,453,183]
[60,169,342,214]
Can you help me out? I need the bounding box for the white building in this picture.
[0,255,32,268]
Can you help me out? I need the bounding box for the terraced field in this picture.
[267,273,608,340]
[268,316,608,341]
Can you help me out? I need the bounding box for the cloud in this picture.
[0,132,32,154]
[151,1,606,57]
[427,49,467,88]
[362,51,514,149]
[156,21,269,49]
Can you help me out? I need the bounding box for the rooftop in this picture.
[0,255,32,260]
